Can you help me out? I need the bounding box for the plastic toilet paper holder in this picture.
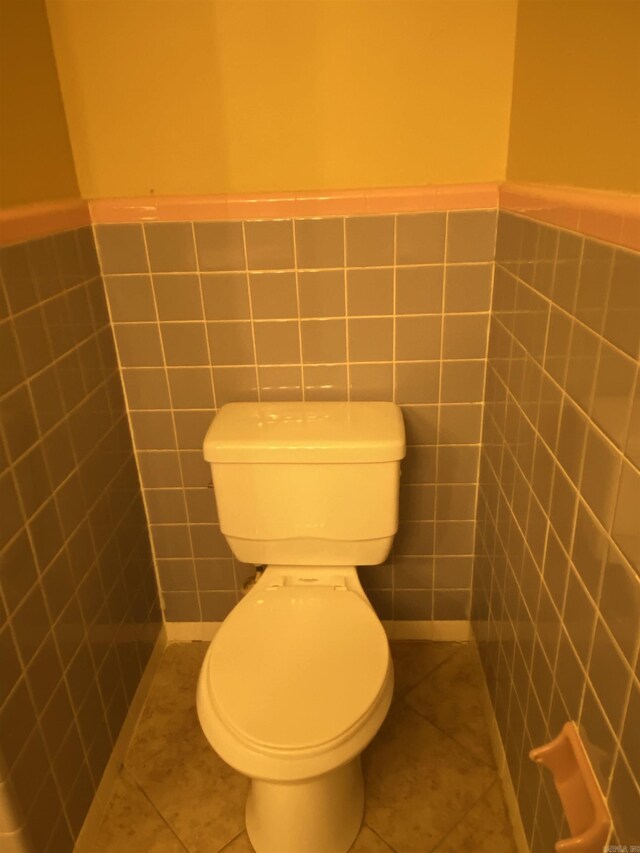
[529,721,611,852]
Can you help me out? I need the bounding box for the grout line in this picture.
[125,768,191,852]
[430,780,503,851]
[431,213,449,620]
[240,222,261,403]
[138,225,200,619]
[109,308,493,325]
[343,217,350,401]
[291,219,306,401]
[97,259,493,279]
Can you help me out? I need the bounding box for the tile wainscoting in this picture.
[473,210,639,849]
[0,223,162,851]
[96,209,498,623]
[1,182,638,850]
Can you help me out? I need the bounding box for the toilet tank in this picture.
[203,402,406,566]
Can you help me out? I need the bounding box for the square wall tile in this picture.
[396,266,443,315]
[144,223,197,273]
[249,272,298,319]
[442,314,489,359]
[295,218,344,269]
[137,452,183,488]
[213,366,258,405]
[153,274,204,321]
[447,211,497,263]
[163,591,200,620]
[612,460,640,575]
[395,315,441,361]
[113,324,163,367]
[440,360,485,403]
[348,318,393,362]
[401,405,438,445]
[201,273,250,321]
[130,412,176,450]
[194,222,245,271]
[207,321,255,365]
[298,270,345,318]
[95,225,148,274]
[304,364,348,400]
[438,404,482,444]
[349,363,393,402]
[103,275,156,322]
[445,264,493,313]
[122,368,171,410]
[245,220,294,270]
[161,323,209,365]
[254,321,300,364]
[145,491,188,524]
[157,560,197,591]
[395,362,440,404]
[167,368,214,409]
[259,365,303,401]
[396,213,446,264]
[345,216,394,267]
[301,319,346,364]
[604,249,640,358]
[346,269,393,316]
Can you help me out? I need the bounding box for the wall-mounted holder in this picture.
[529,722,611,852]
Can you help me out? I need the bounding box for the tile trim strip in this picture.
[2,182,638,249]
[87,183,500,223]
[0,197,91,246]
[500,181,640,251]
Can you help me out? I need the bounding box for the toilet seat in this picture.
[200,582,389,754]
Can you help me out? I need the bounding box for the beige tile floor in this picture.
[92,641,517,853]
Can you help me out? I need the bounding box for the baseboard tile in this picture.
[469,639,530,853]
[165,621,223,642]
[164,619,472,643]
[75,625,168,853]
[383,620,472,641]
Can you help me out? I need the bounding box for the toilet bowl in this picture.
[197,566,393,853]
[197,402,406,852]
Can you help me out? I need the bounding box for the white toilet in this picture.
[197,401,406,853]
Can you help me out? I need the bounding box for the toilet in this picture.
[196,401,406,853]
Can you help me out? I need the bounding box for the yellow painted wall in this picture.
[46,0,518,198]
[0,0,79,207]
[507,0,640,193]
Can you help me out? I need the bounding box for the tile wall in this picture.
[0,226,161,852]
[472,211,640,848]
[96,210,497,622]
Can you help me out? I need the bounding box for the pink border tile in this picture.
[87,183,500,224]
[3,184,637,251]
[0,198,91,246]
[500,182,640,251]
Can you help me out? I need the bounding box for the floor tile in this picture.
[433,782,517,852]
[92,770,186,853]
[404,644,495,766]
[220,832,255,851]
[130,721,249,852]
[93,641,517,853]
[362,701,497,852]
[350,824,396,852]
[389,640,460,698]
[126,641,208,767]
[220,824,395,852]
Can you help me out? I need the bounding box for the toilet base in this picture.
[245,757,364,853]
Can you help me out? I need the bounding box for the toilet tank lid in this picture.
[203,402,406,463]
